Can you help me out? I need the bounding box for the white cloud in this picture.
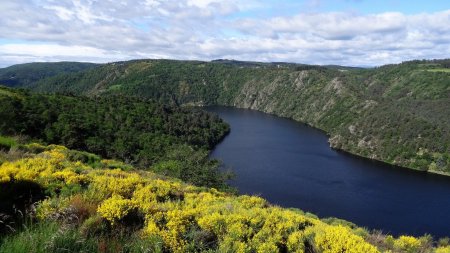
[0,43,133,67]
[0,0,449,67]
[0,44,112,58]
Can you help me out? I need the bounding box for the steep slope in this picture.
[1,59,449,174]
[0,143,444,252]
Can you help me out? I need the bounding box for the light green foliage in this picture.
[426,68,450,73]
[0,135,17,150]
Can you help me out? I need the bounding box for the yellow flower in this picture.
[97,195,136,225]
[436,246,450,253]
[313,225,379,253]
[394,235,421,253]
[52,169,87,184]
[143,220,161,236]
[287,231,306,253]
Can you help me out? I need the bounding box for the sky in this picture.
[0,0,449,67]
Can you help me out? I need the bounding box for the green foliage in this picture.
[65,149,101,167]
[0,87,230,188]
[152,144,234,190]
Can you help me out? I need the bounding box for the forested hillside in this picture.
[0,62,97,87]
[1,59,449,174]
[0,86,230,188]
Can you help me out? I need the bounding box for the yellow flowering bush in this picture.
[35,197,70,220]
[0,162,15,182]
[394,235,422,253]
[238,195,267,208]
[256,241,279,253]
[97,195,136,225]
[52,169,87,184]
[144,220,161,236]
[287,231,306,253]
[132,179,182,204]
[436,246,450,253]
[312,225,379,253]
[0,146,73,186]
[88,169,144,199]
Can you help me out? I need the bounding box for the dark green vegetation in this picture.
[2,58,449,174]
[0,87,230,189]
[0,62,98,88]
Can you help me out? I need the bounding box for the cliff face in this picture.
[1,59,450,174]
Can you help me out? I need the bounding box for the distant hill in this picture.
[0,62,98,87]
[1,58,449,175]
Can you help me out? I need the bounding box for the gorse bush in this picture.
[0,144,442,252]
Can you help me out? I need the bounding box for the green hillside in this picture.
[0,86,230,189]
[0,88,383,253]
[0,62,98,88]
[1,59,449,174]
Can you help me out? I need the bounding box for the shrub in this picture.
[64,194,97,222]
[436,246,450,253]
[79,214,108,237]
[312,225,379,253]
[97,195,136,225]
[394,235,422,253]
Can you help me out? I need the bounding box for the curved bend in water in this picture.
[207,106,450,238]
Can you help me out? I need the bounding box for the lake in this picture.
[207,106,450,238]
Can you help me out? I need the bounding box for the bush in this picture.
[97,195,136,225]
[394,235,422,253]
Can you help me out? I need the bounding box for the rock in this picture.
[348,125,357,135]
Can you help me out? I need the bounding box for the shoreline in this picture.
[203,104,450,178]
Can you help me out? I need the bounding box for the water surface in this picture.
[207,106,450,238]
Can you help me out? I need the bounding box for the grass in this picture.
[0,221,95,253]
[0,136,17,150]
[0,220,164,253]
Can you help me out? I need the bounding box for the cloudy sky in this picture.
[1,0,449,67]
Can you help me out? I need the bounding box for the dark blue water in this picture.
[207,106,450,238]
